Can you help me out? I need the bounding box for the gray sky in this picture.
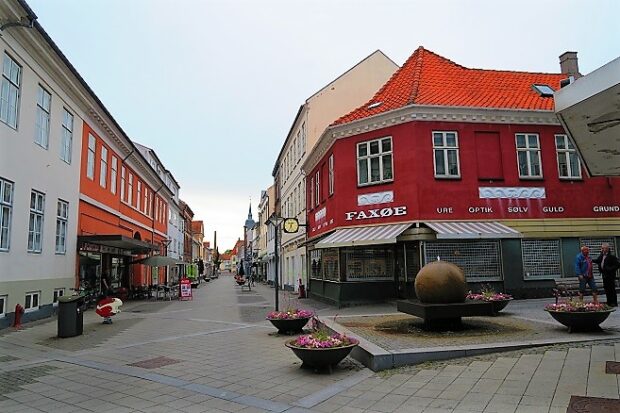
[28,0,620,250]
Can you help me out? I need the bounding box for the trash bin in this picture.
[57,295,84,338]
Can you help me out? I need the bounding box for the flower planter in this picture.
[267,317,310,334]
[546,309,615,333]
[286,340,358,371]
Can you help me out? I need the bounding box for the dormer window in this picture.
[532,84,555,97]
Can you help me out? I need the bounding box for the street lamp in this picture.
[266,213,283,311]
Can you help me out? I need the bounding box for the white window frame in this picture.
[555,134,582,180]
[1,53,21,129]
[310,177,314,209]
[53,288,65,306]
[24,291,40,312]
[0,295,6,317]
[144,186,149,214]
[87,134,96,180]
[99,146,108,188]
[136,181,142,210]
[515,133,543,178]
[314,171,320,207]
[120,166,126,201]
[357,137,394,186]
[110,156,118,194]
[328,154,334,195]
[55,199,68,254]
[28,190,45,253]
[433,131,461,178]
[128,174,133,205]
[0,178,13,251]
[60,108,73,163]
[34,85,51,149]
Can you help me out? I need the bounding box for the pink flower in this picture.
[266,309,314,320]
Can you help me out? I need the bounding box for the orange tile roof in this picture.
[334,46,567,125]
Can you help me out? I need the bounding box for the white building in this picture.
[0,3,83,326]
[133,142,183,283]
[272,50,399,291]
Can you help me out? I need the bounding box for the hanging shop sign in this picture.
[180,278,192,300]
[345,206,407,221]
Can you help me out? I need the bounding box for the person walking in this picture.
[593,243,620,307]
[575,246,598,303]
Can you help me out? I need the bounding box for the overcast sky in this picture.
[28,0,620,250]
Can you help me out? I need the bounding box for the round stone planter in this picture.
[285,340,358,372]
[546,309,615,333]
[267,317,310,334]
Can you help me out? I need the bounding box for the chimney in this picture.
[559,51,581,79]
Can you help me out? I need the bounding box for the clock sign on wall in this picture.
[283,218,300,233]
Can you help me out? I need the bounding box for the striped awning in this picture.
[315,223,412,249]
[425,221,521,239]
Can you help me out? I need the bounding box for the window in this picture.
[328,154,334,195]
[128,174,133,205]
[144,187,149,214]
[424,240,502,281]
[0,295,6,317]
[53,288,65,305]
[137,182,141,210]
[87,134,96,179]
[310,177,314,209]
[516,133,542,178]
[343,247,393,281]
[522,239,561,278]
[1,53,21,128]
[357,137,393,185]
[34,85,51,149]
[120,167,126,201]
[55,200,68,254]
[99,146,108,188]
[60,109,73,163]
[25,291,40,312]
[155,196,159,220]
[532,84,555,97]
[28,190,45,253]
[110,156,118,194]
[433,131,460,178]
[555,134,581,179]
[0,178,13,251]
[314,171,320,207]
[301,122,306,154]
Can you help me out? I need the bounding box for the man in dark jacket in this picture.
[593,243,620,307]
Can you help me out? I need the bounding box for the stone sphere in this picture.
[414,261,467,304]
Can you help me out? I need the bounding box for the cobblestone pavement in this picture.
[0,277,619,412]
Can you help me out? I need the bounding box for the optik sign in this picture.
[345,206,407,221]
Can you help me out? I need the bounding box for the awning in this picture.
[315,223,411,249]
[130,255,183,267]
[78,235,158,253]
[425,221,521,239]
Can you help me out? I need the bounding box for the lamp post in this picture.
[266,213,283,311]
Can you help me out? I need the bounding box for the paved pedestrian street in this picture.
[1,275,620,412]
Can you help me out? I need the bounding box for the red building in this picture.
[303,47,620,305]
[77,118,172,295]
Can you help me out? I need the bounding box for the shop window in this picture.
[579,237,617,277]
[357,137,393,186]
[433,131,460,178]
[343,247,394,281]
[0,295,6,317]
[322,249,340,281]
[53,288,65,305]
[424,240,502,281]
[25,291,40,312]
[515,133,542,178]
[0,177,13,251]
[555,134,581,179]
[522,239,561,279]
[310,249,322,279]
[34,85,51,149]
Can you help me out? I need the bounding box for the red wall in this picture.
[307,120,620,238]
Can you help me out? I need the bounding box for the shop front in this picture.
[77,235,158,298]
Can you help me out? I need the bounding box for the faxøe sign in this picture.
[345,206,407,221]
